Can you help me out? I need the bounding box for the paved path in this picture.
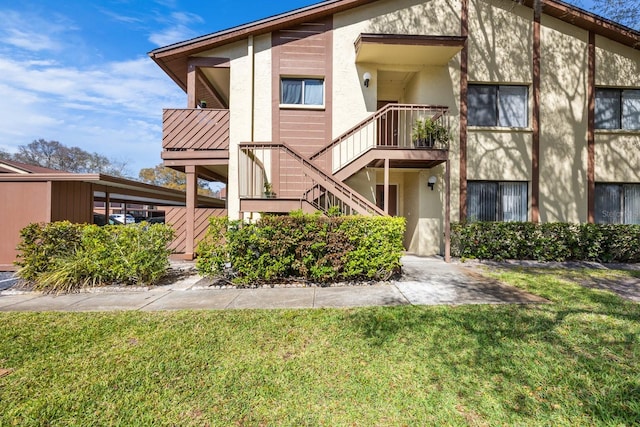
[0,256,547,312]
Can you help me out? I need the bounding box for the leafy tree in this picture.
[138,165,213,196]
[590,0,640,30]
[11,139,127,176]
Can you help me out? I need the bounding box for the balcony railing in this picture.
[162,109,230,151]
[310,104,449,173]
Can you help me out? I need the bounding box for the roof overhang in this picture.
[355,34,466,66]
[0,173,225,208]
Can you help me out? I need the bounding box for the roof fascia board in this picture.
[150,0,639,68]
[148,0,379,61]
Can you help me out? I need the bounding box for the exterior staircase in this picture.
[239,104,450,216]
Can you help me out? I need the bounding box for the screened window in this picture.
[595,88,640,130]
[468,85,528,128]
[595,183,640,224]
[280,78,324,106]
[467,181,528,222]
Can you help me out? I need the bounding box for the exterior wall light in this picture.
[428,175,438,191]
[363,72,372,88]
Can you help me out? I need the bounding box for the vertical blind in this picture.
[595,183,640,224]
[281,78,323,105]
[467,181,528,222]
[498,86,528,128]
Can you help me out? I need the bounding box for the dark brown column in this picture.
[459,0,469,221]
[185,165,196,260]
[445,159,451,262]
[587,31,596,223]
[531,8,541,223]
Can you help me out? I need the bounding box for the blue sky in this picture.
[0,0,605,176]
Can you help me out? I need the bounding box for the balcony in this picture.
[161,109,230,164]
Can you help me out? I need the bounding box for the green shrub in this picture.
[16,222,175,292]
[452,221,640,263]
[196,214,406,284]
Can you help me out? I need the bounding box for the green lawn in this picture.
[1,268,638,426]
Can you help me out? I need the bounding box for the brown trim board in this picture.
[459,0,469,222]
[587,31,596,223]
[531,7,541,223]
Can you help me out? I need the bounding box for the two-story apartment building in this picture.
[149,0,640,260]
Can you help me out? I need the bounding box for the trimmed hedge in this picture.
[196,213,406,284]
[16,221,175,292]
[452,221,640,263]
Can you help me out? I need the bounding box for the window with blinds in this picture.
[467,181,528,222]
[468,84,528,128]
[595,88,640,130]
[595,183,640,224]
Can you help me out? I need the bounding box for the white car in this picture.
[109,214,136,224]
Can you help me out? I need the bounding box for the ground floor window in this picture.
[595,183,640,224]
[467,181,528,222]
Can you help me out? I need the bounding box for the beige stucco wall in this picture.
[332,0,460,137]
[467,130,532,181]
[198,40,254,220]
[595,36,640,87]
[253,34,273,142]
[595,134,640,182]
[468,0,533,83]
[594,36,640,185]
[344,169,376,203]
[539,16,588,223]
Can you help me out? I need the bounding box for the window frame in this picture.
[280,77,325,108]
[595,88,640,131]
[594,183,640,224]
[468,84,529,128]
[467,181,529,222]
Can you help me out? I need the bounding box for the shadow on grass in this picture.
[345,268,640,424]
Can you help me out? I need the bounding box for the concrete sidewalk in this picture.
[0,256,547,312]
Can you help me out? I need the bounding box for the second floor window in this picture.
[595,88,640,130]
[281,78,324,106]
[468,84,528,128]
[467,181,528,222]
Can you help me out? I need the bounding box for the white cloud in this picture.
[0,10,76,52]
[0,55,185,173]
[148,11,204,46]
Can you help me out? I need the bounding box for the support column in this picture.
[587,31,596,223]
[445,159,451,263]
[185,165,197,260]
[459,0,469,221]
[187,64,197,108]
[531,7,541,223]
[384,158,390,214]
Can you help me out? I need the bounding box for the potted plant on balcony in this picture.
[412,117,450,148]
[263,182,276,198]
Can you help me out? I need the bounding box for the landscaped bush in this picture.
[452,221,640,262]
[196,213,406,284]
[15,221,175,292]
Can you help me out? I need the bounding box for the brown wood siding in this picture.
[272,17,332,195]
[163,109,230,151]
[163,207,227,253]
[51,181,92,224]
[0,182,50,270]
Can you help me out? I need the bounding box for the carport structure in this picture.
[0,173,225,270]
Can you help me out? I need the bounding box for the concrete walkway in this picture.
[0,256,547,312]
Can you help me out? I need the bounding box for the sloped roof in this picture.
[0,159,65,174]
[149,0,640,91]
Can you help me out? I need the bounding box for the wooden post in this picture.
[185,165,196,260]
[384,158,390,214]
[445,159,451,263]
